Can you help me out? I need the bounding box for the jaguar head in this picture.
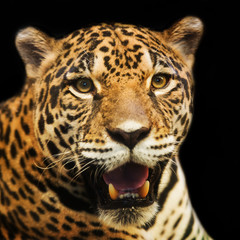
[16,16,203,227]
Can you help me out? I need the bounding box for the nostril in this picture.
[134,127,150,143]
[107,127,150,149]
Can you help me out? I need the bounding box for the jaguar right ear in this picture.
[15,27,57,78]
[163,16,204,68]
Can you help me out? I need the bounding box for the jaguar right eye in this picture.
[73,78,94,93]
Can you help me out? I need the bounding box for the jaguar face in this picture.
[16,17,203,227]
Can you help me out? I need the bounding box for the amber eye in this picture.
[151,74,170,89]
[74,78,93,93]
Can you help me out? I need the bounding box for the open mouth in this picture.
[86,161,161,210]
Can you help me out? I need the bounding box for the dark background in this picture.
[0,1,237,239]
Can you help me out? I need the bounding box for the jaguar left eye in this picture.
[74,78,94,93]
[151,73,170,89]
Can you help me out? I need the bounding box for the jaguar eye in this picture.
[74,78,93,93]
[151,74,170,89]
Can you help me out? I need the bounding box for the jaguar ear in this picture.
[15,27,57,78]
[163,16,204,68]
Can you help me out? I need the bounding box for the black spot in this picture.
[47,140,60,157]
[56,66,67,78]
[180,113,187,125]
[38,88,44,103]
[134,52,144,63]
[3,181,19,200]
[90,32,100,37]
[92,229,104,237]
[69,65,80,73]
[0,149,9,168]
[38,114,45,134]
[10,142,17,159]
[71,30,80,38]
[41,199,60,213]
[29,211,40,222]
[50,216,59,224]
[20,157,25,168]
[11,168,21,179]
[65,216,74,223]
[24,184,34,195]
[28,147,37,157]
[18,188,27,199]
[64,50,70,58]
[104,56,111,70]
[14,130,23,149]
[179,77,190,99]
[4,125,11,144]
[121,40,129,46]
[100,46,109,52]
[23,105,28,115]
[90,221,102,227]
[54,127,69,149]
[16,205,27,216]
[46,223,59,233]
[59,122,71,134]
[29,98,34,110]
[63,42,73,50]
[15,100,23,117]
[89,39,103,51]
[45,104,54,124]
[121,29,134,36]
[50,85,60,109]
[31,227,45,237]
[136,34,146,39]
[20,117,30,135]
[102,31,112,36]
[62,223,72,231]
[66,58,74,66]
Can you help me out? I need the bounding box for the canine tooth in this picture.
[109,184,119,200]
[138,180,150,198]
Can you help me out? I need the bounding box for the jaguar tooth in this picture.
[109,183,119,200]
[138,180,150,198]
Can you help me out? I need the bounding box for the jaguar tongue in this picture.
[103,162,149,200]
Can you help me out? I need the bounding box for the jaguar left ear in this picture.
[163,16,204,68]
[15,27,57,78]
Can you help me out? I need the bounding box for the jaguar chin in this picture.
[98,202,159,228]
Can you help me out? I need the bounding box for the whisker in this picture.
[70,158,97,183]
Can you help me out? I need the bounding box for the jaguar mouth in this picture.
[87,161,161,210]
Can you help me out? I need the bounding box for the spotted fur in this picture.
[0,17,213,239]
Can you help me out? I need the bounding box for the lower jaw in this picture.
[98,202,159,227]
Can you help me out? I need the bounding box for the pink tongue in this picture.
[103,162,149,191]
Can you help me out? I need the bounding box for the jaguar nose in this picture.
[107,127,150,149]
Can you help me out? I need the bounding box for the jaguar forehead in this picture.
[91,48,153,77]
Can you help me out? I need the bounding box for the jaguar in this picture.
[0,16,213,239]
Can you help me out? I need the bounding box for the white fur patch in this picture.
[117,120,144,132]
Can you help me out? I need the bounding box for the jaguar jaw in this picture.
[92,161,161,210]
[103,162,150,201]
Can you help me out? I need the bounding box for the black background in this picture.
[0,1,237,239]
